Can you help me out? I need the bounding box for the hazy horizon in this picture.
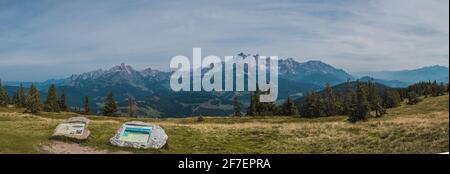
[1,0,449,81]
[1,59,448,83]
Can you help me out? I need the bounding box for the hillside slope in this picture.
[0,94,448,154]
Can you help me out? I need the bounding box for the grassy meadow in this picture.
[0,94,448,154]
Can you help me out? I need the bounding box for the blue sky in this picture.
[0,0,448,81]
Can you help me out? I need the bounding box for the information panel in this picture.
[118,125,153,143]
[54,123,85,135]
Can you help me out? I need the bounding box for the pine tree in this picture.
[383,89,401,108]
[315,96,326,117]
[342,79,353,115]
[43,84,60,112]
[25,84,41,113]
[12,84,26,108]
[83,96,91,115]
[282,96,299,116]
[233,95,241,117]
[323,84,339,116]
[407,91,421,105]
[431,80,439,96]
[425,84,433,97]
[103,92,118,116]
[348,81,369,123]
[301,91,319,117]
[365,81,386,118]
[439,82,446,96]
[247,91,257,116]
[59,90,68,112]
[246,88,279,116]
[128,96,135,117]
[257,101,278,116]
[0,80,9,107]
[12,90,21,107]
[367,80,382,111]
[254,88,279,116]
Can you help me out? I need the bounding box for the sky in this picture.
[0,0,449,81]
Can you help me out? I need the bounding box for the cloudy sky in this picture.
[0,0,448,81]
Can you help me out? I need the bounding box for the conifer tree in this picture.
[43,84,60,112]
[83,96,91,115]
[407,91,421,105]
[383,89,401,108]
[103,92,118,116]
[0,80,9,107]
[257,101,279,116]
[323,83,339,116]
[316,96,326,116]
[342,79,353,115]
[59,90,68,112]
[431,80,439,96]
[247,91,257,116]
[282,96,299,116]
[25,84,41,113]
[301,91,319,117]
[425,85,432,97]
[439,82,446,96]
[367,80,382,111]
[12,84,26,107]
[254,88,279,116]
[348,81,369,122]
[128,96,135,117]
[12,90,21,107]
[233,95,241,117]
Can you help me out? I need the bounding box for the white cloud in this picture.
[0,0,448,80]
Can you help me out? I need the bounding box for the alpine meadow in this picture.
[0,0,448,155]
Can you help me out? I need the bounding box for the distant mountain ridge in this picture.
[278,58,354,86]
[3,57,448,117]
[358,76,409,88]
[355,65,449,85]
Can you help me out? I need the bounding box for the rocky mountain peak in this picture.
[108,62,136,74]
[141,68,165,78]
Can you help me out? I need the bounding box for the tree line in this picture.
[232,88,299,117]
[233,88,298,117]
[231,80,448,122]
[397,81,447,105]
[298,80,448,122]
[1,79,448,120]
[0,80,136,117]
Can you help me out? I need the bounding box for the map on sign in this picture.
[118,125,152,143]
[55,122,85,135]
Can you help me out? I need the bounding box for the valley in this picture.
[3,58,448,117]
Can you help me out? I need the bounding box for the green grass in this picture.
[0,113,59,153]
[0,95,448,154]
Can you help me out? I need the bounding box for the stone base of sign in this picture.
[51,117,90,141]
[110,121,168,149]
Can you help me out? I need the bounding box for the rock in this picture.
[51,117,90,141]
[110,121,168,149]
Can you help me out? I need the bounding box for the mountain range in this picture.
[3,56,448,117]
[355,65,449,85]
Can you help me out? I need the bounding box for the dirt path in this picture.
[41,141,132,154]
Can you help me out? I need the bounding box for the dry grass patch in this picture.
[0,95,448,154]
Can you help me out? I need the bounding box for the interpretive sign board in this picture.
[54,122,85,135]
[118,125,153,143]
[110,121,168,149]
[51,117,90,140]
